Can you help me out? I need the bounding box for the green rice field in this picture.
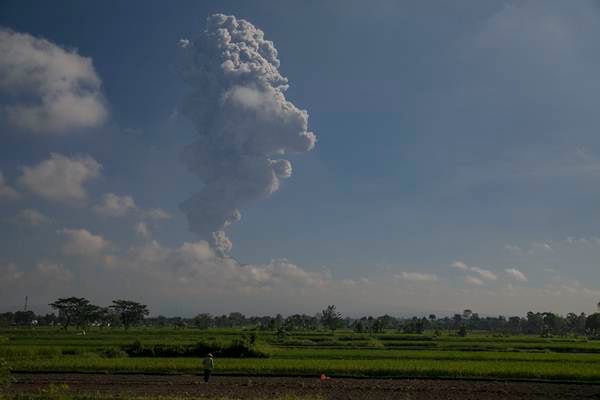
[2,328,600,382]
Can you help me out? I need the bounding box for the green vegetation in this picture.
[0,358,11,386]
[9,356,600,381]
[3,327,600,382]
[3,301,600,383]
[122,337,267,358]
[0,357,14,400]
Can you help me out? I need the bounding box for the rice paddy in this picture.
[2,328,600,382]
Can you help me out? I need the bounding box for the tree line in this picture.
[2,300,600,337]
[0,297,148,331]
[187,307,600,337]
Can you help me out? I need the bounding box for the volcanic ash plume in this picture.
[177,14,316,254]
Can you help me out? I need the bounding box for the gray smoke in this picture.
[177,14,316,254]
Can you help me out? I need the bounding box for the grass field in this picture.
[2,328,600,382]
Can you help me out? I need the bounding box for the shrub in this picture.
[367,338,385,348]
[122,337,268,358]
[0,358,14,394]
[279,339,316,346]
[0,347,32,360]
[218,338,267,358]
[37,347,61,359]
[100,346,127,358]
[61,348,83,356]
[276,327,290,342]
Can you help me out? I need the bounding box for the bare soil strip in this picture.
[10,373,600,400]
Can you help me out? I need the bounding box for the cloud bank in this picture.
[505,268,528,283]
[94,193,171,225]
[396,271,438,282]
[59,228,110,257]
[15,209,51,226]
[94,193,136,217]
[0,29,107,134]
[0,171,19,199]
[19,153,101,204]
[451,261,497,282]
[176,14,316,254]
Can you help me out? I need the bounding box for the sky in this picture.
[1,0,600,317]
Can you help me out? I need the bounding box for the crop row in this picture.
[272,348,600,363]
[6,344,600,362]
[9,356,600,382]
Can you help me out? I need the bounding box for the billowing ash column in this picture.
[177,14,316,255]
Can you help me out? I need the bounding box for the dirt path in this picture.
[10,373,600,400]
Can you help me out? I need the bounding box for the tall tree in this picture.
[586,313,600,336]
[13,311,35,326]
[49,297,98,330]
[193,313,213,329]
[95,307,120,328]
[321,305,342,333]
[524,312,544,335]
[507,316,522,334]
[452,314,463,330]
[110,300,149,329]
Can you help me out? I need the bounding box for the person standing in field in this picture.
[202,353,214,382]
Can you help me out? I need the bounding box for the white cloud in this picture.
[59,228,109,257]
[121,240,330,292]
[504,236,600,254]
[530,241,553,254]
[19,153,101,203]
[35,262,72,282]
[0,263,23,283]
[465,276,485,286]
[94,193,171,222]
[0,29,107,134]
[451,261,497,281]
[94,193,136,217]
[4,234,600,316]
[143,208,171,220]
[0,171,19,199]
[134,222,151,240]
[341,277,371,288]
[396,271,438,282]
[0,262,74,299]
[255,259,329,288]
[207,248,322,289]
[505,244,522,255]
[470,266,498,281]
[544,276,600,298]
[565,236,589,245]
[564,236,600,246]
[15,209,50,225]
[450,261,469,271]
[505,268,528,283]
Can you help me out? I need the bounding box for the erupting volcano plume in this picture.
[177,14,316,254]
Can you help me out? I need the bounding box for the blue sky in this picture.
[1,0,600,317]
